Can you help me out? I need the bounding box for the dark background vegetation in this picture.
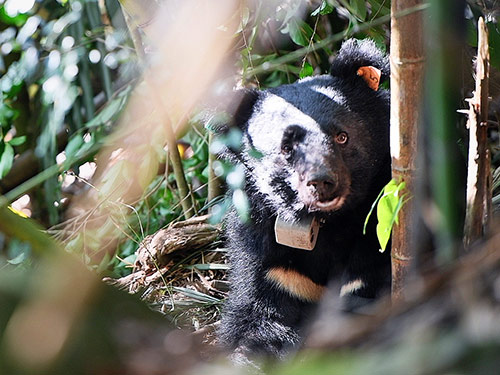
[0,0,499,374]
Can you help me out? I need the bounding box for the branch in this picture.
[104,214,221,292]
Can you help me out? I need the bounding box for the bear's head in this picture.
[220,39,390,223]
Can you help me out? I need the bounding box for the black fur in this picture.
[217,39,391,359]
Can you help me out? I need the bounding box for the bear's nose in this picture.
[306,173,338,201]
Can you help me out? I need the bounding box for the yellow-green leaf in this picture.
[373,179,406,252]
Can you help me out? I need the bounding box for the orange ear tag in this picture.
[356,66,381,91]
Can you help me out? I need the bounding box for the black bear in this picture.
[217,39,391,359]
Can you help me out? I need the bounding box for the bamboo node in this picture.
[390,57,426,65]
[392,165,416,173]
[391,253,413,262]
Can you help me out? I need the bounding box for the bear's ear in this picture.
[231,89,261,131]
[207,89,260,134]
[206,89,260,159]
[330,38,389,90]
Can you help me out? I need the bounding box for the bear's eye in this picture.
[336,132,348,145]
[281,125,305,157]
[281,143,293,155]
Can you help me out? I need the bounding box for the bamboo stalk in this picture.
[464,17,491,247]
[85,0,113,100]
[70,97,83,132]
[390,0,424,301]
[426,0,466,263]
[70,20,95,120]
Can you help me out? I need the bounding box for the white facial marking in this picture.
[340,279,365,297]
[246,94,319,154]
[310,85,346,105]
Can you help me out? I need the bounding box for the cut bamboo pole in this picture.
[464,17,491,247]
[390,0,424,301]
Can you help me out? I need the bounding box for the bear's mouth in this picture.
[312,195,347,211]
[308,192,349,212]
[296,170,351,213]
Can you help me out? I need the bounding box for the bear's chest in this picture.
[263,225,355,293]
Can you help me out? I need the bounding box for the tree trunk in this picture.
[390,0,425,301]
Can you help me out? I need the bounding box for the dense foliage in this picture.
[0,0,392,273]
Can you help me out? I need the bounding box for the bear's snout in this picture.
[306,172,338,202]
[298,168,351,212]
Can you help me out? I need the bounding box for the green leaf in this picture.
[233,188,249,223]
[65,234,83,253]
[237,6,250,33]
[0,7,29,27]
[287,18,314,47]
[299,62,314,78]
[64,134,84,162]
[185,263,230,271]
[95,252,112,273]
[375,180,406,252]
[350,0,367,20]
[7,135,26,146]
[375,222,391,253]
[99,159,132,200]
[0,101,19,127]
[7,252,26,265]
[248,146,264,160]
[120,253,137,266]
[225,128,243,150]
[369,0,390,17]
[0,142,14,178]
[487,23,500,71]
[208,199,231,225]
[85,98,122,128]
[172,287,222,304]
[311,1,334,16]
[363,185,385,234]
[85,86,131,128]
